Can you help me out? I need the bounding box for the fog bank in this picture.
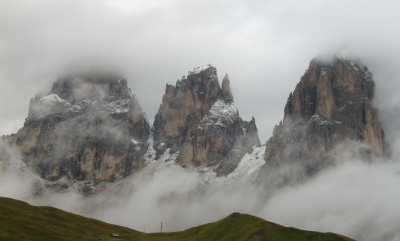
[2,146,400,241]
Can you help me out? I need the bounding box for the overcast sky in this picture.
[2,0,400,142]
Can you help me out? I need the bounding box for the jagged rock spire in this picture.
[153,65,260,175]
[221,74,233,103]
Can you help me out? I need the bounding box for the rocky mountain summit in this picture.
[0,56,390,194]
[259,54,389,186]
[153,65,260,176]
[5,73,150,182]
[1,65,260,189]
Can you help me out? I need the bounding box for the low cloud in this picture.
[2,142,400,241]
[260,160,400,241]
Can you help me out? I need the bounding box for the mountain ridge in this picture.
[0,55,389,194]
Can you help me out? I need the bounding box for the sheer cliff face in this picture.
[9,73,150,181]
[261,55,389,183]
[153,65,260,175]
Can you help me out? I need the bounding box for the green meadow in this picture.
[0,197,355,241]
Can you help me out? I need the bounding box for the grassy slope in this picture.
[0,197,355,241]
[0,197,144,241]
[150,213,355,241]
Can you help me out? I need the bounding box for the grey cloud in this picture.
[3,0,400,142]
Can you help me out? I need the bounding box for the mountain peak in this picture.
[187,64,214,76]
[260,54,389,187]
[153,65,259,175]
[51,73,131,104]
[10,72,150,184]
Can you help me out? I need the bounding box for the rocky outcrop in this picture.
[153,65,260,175]
[259,54,389,186]
[6,73,150,182]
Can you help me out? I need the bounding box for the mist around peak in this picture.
[2,133,400,241]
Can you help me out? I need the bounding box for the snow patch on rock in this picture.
[335,53,371,79]
[29,94,72,118]
[199,99,239,131]
[139,134,266,188]
[39,94,67,104]
[104,99,131,114]
[310,114,343,127]
[142,134,182,174]
[188,64,213,75]
[198,145,266,188]
[29,93,134,119]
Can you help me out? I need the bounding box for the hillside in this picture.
[0,196,354,241]
[0,196,143,241]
